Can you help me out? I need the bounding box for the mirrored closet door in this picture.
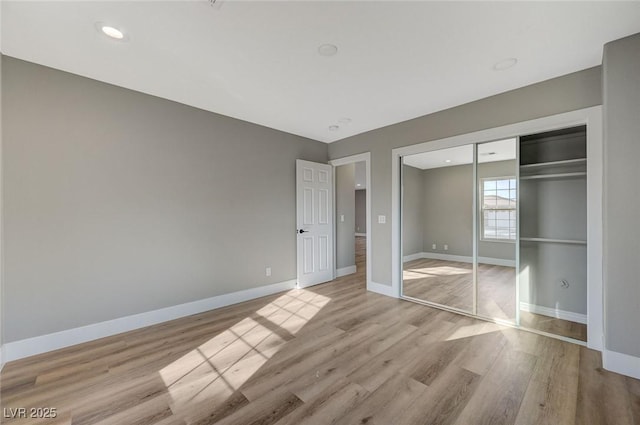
[476,139,517,324]
[400,125,588,342]
[401,145,474,313]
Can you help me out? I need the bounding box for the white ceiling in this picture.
[2,1,640,143]
[403,138,516,170]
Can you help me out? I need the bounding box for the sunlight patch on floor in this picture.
[445,321,505,341]
[159,289,330,415]
[403,265,470,279]
[477,298,514,322]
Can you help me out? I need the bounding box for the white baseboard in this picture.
[403,252,424,262]
[336,265,357,277]
[367,281,398,298]
[355,233,367,237]
[403,252,515,268]
[478,256,516,268]
[519,302,587,324]
[603,349,640,379]
[3,279,297,363]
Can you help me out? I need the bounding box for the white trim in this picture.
[402,252,515,267]
[392,106,603,351]
[402,252,424,263]
[329,152,372,294]
[0,346,4,371]
[478,256,516,268]
[368,281,397,298]
[3,279,296,362]
[355,233,367,237]
[603,349,640,380]
[336,265,357,277]
[392,151,402,299]
[586,108,604,351]
[519,302,587,325]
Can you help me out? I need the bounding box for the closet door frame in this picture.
[391,106,603,351]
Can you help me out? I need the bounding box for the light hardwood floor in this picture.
[1,237,637,425]
[403,258,587,341]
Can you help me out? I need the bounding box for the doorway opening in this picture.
[330,153,371,290]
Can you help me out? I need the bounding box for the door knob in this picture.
[298,229,308,234]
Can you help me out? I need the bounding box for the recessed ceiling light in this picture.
[318,44,338,57]
[493,58,517,71]
[445,159,452,163]
[338,117,352,124]
[96,22,128,41]
[328,125,340,131]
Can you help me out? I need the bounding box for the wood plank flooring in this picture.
[1,236,637,424]
[403,258,587,341]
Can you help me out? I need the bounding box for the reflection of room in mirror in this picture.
[400,133,587,341]
[476,139,517,323]
[403,258,516,320]
[402,144,475,314]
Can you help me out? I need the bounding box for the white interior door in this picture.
[296,159,334,288]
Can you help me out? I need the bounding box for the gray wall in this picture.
[519,243,587,314]
[402,165,423,256]
[1,57,328,342]
[336,164,355,270]
[402,159,517,261]
[355,189,366,234]
[603,33,640,357]
[422,164,473,257]
[328,66,602,286]
[518,165,586,314]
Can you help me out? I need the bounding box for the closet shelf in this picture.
[520,237,587,245]
[519,172,586,180]
[520,158,586,169]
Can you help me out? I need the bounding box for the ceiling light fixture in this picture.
[445,159,452,163]
[328,125,340,131]
[318,44,338,57]
[357,184,362,187]
[96,22,128,41]
[493,58,517,71]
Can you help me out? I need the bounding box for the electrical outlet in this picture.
[432,244,437,250]
[266,267,271,277]
[444,244,448,251]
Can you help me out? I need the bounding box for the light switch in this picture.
[340,214,345,222]
[378,215,386,224]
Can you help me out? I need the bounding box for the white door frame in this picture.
[391,106,603,351]
[329,152,372,291]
